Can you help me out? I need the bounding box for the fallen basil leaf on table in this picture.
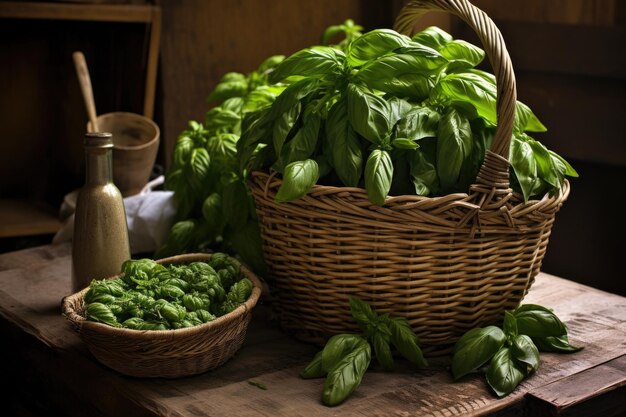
[510,334,540,373]
[322,337,371,407]
[532,335,583,353]
[247,380,267,390]
[451,326,506,379]
[486,347,526,397]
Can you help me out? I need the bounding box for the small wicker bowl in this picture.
[62,253,263,378]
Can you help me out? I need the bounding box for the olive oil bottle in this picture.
[72,132,130,292]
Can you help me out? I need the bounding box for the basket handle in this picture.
[394,0,517,205]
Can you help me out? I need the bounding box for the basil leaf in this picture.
[440,39,485,71]
[221,179,249,231]
[327,97,363,187]
[408,148,439,196]
[321,334,367,373]
[451,326,506,380]
[273,101,301,157]
[322,337,371,407]
[510,134,539,201]
[269,46,345,83]
[513,306,568,338]
[395,106,440,141]
[433,72,497,125]
[511,334,540,374]
[549,150,579,178]
[526,137,562,191]
[185,147,211,194]
[437,108,472,191]
[388,316,428,367]
[207,72,248,102]
[346,29,410,67]
[392,138,419,150]
[515,101,547,133]
[172,135,194,169]
[532,335,583,353]
[275,159,319,203]
[201,193,224,234]
[387,97,412,126]
[279,110,320,168]
[301,351,326,379]
[226,219,267,276]
[503,311,518,338]
[349,296,378,330]
[486,347,526,397]
[365,149,393,206]
[356,47,444,100]
[411,26,453,51]
[347,83,392,144]
[372,332,394,371]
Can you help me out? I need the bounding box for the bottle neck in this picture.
[85,147,113,185]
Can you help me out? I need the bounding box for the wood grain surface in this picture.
[0,243,624,416]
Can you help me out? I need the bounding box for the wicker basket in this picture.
[248,0,570,354]
[62,253,263,378]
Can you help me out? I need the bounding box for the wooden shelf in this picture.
[0,199,62,238]
[0,1,161,119]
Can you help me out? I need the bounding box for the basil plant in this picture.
[237,26,578,205]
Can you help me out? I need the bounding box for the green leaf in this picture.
[387,96,412,125]
[349,296,378,331]
[395,106,441,141]
[327,96,363,187]
[347,83,392,143]
[486,347,526,397]
[321,337,371,407]
[451,326,506,380]
[364,149,393,205]
[321,334,367,373]
[408,148,438,196]
[503,311,518,338]
[346,29,410,67]
[269,46,345,83]
[433,72,498,125]
[440,39,485,71]
[411,26,453,51]
[256,54,285,74]
[300,351,326,379]
[515,101,547,133]
[388,316,428,367]
[275,159,319,203]
[201,193,224,235]
[372,332,394,371]
[273,101,302,157]
[172,135,195,169]
[207,72,248,102]
[549,151,579,178]
[511,334,540,374]
[280,111,321,168]
[510,135,539,201]
[513,306,568,338]
[436,107,472,191]
[185,147,211,194]
[221,179,249,230]
[226,219,267,276]
[532,335,583,353]
[392,138,419,150]
[526,137,562,192]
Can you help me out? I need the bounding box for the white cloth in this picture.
[53,175,177,255]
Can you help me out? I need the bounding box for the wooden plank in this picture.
[0,243,625,416]
[142,6,161,119]
[0,199,61,237]
[0,1,155,23]
[527,355,626,416]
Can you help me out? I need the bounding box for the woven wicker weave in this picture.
[62,253,263,378]
[248,0,570,353]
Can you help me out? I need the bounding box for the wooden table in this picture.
[1,243,624,417]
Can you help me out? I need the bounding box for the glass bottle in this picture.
[72,132,131,293]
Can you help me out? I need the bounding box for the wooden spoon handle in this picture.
[72,51,98,132]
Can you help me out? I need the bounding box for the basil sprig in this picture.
[238,24,578,206]
[451,304,582,397]
[301,296,427,407]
